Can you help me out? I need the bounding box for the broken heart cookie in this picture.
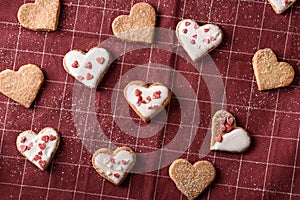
[124,80,172,122]
[112,2,156,44]
[0,64,44,108]
[16,127,60,171]
[210,110,251,153]
[252,48,295,91]
[169,159,216,200]
[176,19,223,62]
[92,147,136,185]
[268,0,297,14]
[17,0,60,31]
[63,47,112,89]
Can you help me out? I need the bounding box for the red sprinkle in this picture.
[146,96,151,101]
[136,102,141,107]
[210,36,216,41]
[86,73,93,80]
[84,62,92,69]
[28,142,33,147]
[96,57,105,64]
[141,100,147,104]
[153,91,161,99]
[138,96,142,101]
[284,0,289,4]
[153,105,159,109]
[39,160,47,167]
[71,61,79,68]
[194,24,200,29]
[77,75,84,81]
[185,21,191,26]
[192,34,197,39]
[38,151,43,156]
[203,39,210,44]
[114,173,119,178]
[204,28,210,33]
[216,135,223,143]
[38,143,46,150]
[20,145,27,152]
[191,40,196,44]
[34,155,42,161]
[49,135,57,141]
[182,29,188,34]
[121,160,127,165]
[41,135,49,143]
[225,124,233,133]
[135,89,142,96]
[148,106,153,110]
[20,136,26,143]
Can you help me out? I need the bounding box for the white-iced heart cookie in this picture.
[268,0,297,14]
[63,47,112,89]
[124,80,172,122]
[92,147,136,185]
[210,110,251,153]
[176,19,223,62]
[16,127,60,171]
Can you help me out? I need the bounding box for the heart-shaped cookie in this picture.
[268,0,297,14]
[112,2,156,44]
[210,110,251,153]
[252,48,295,91]
[169,159,216,200]
[63,47,112,89]
[0,64,44,108]
[92,147,136,185]
[16,127,60,171]
[124,80,172,122]
[176,19,223,62]
[17,0,60,31]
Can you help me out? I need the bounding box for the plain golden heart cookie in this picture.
[17,0,60,31]
[16,127,60,171]
[252,48,295,91]
[169,159,216,200]
[124,80,172,122]
[210,110,251,153]
[112,2,156,44]
[0,64,44,108]
[92,147,136,185]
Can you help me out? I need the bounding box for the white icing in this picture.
[125,84,169,119]
[211,129,251,152]
[94,150,134,184]
[16,128,59,170]
[177,19,222,61]
[63,47,111,88]
[269,0,296,12]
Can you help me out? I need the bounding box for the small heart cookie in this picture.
[17,0,60,31]
[252,48,295,91]
[124,80,172,122]
[268,0,297,14]
[63,47,112,89]
[0,64,44,108]
[210,110,251,153]
[16,127,60,171]
[92,147,136,185]
[169,159,216,200]
[112,2,156,44]
[176,19,223,62]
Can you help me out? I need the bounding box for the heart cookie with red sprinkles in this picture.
[16,127,60,171]
[210,110,251,153]
[169,159,216,200]
[124,80,172,122]
[92,147,136,186]
[176,19,223,62]
[63,47,112,89]
[268,0,296,14]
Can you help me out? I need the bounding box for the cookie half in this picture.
[268,0,296,14]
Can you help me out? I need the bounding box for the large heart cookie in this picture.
[252,48,295,91]
[63,47,112,89]
[124,80,172,122]
[169,159,216,200]
[92,147,136,185]
[112,2,156,44]
[176,19,223,62]
[0,64,44,108]
[17,0,60,31]
[210,110,251,153]
[268,0,297,14]
[16,127,60,171]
